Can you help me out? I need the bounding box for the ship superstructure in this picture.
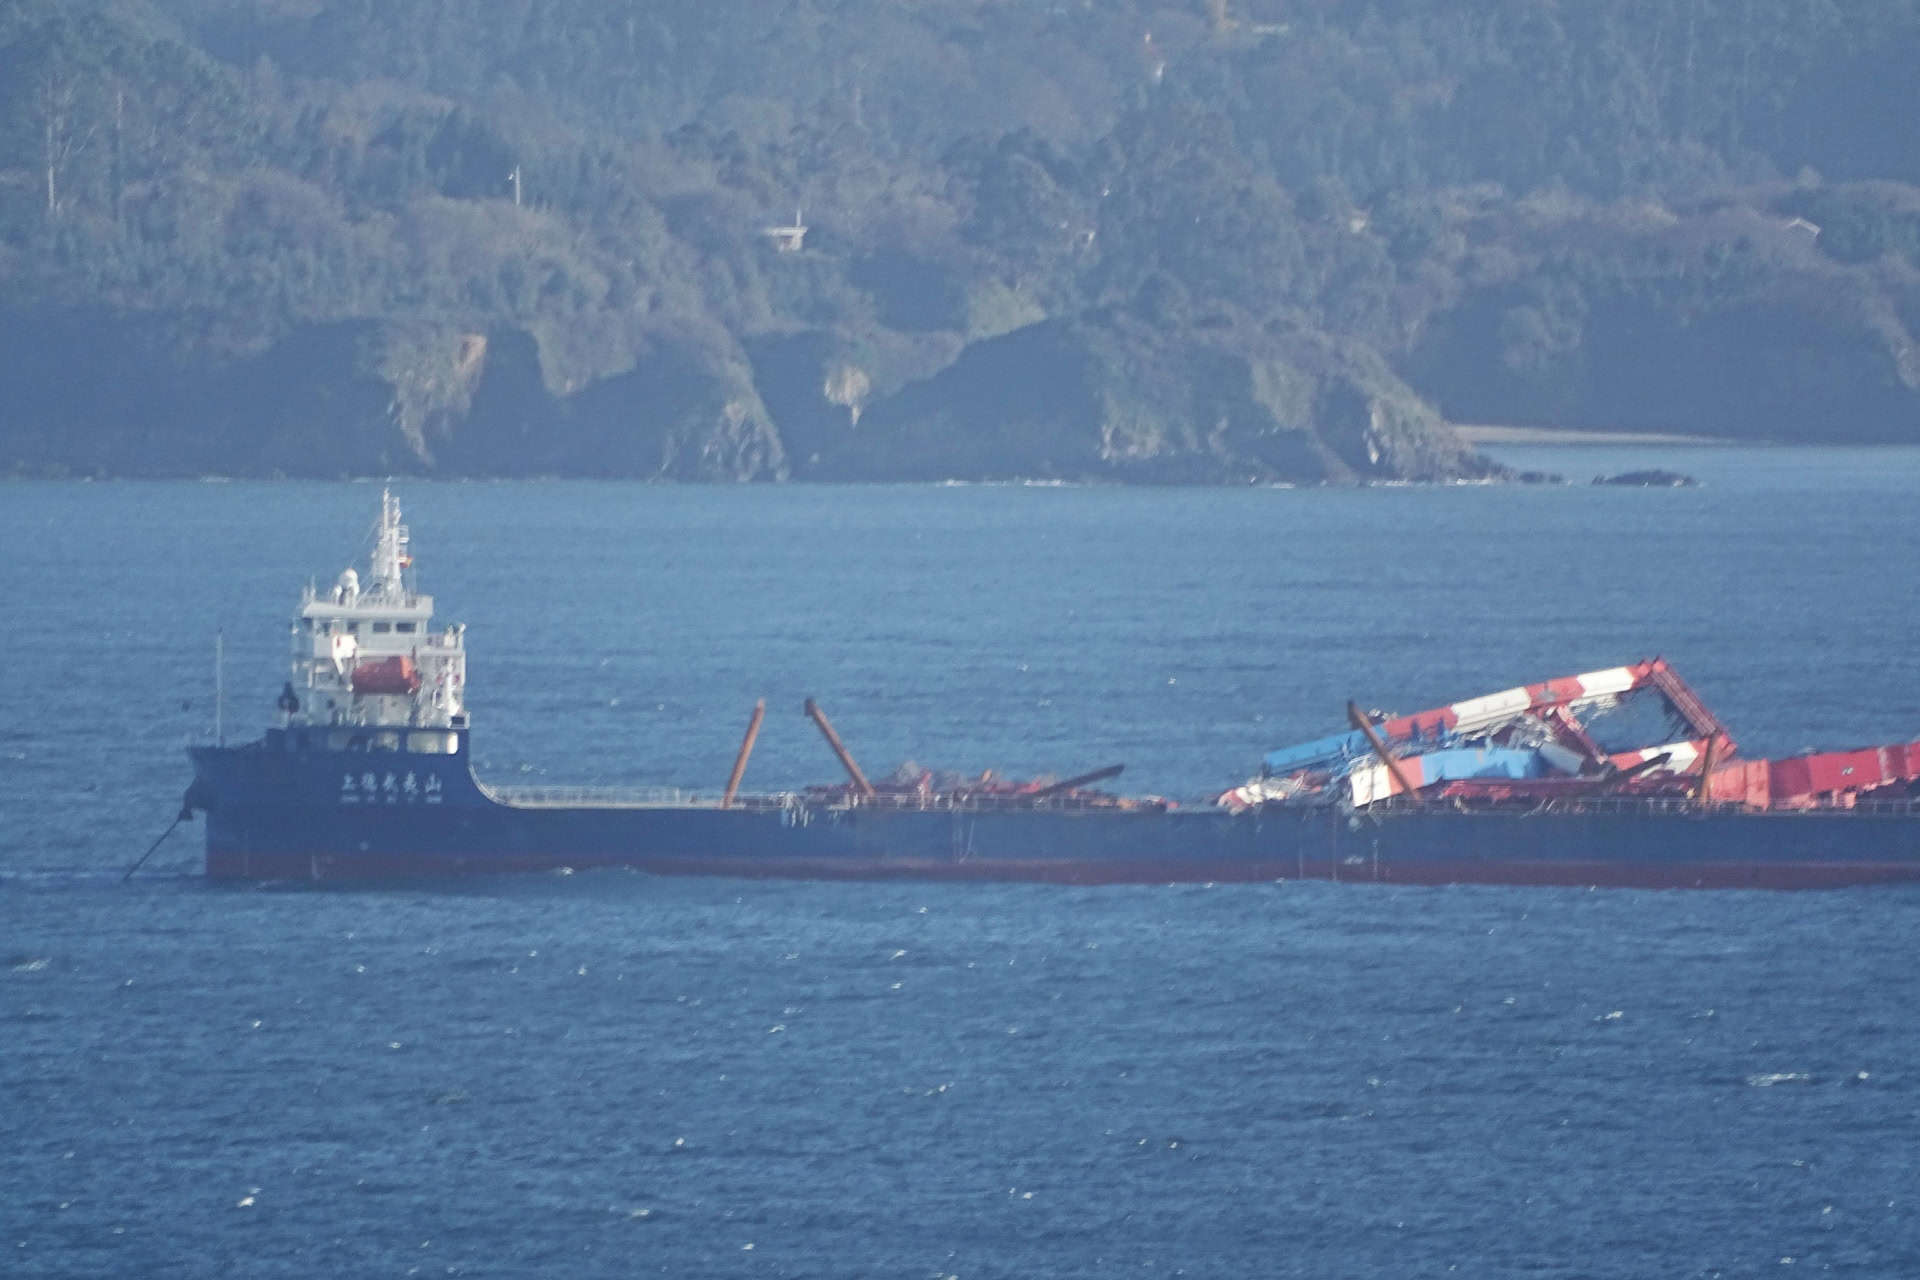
[284,490,466,742]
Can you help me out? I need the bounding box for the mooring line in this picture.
[123,804,192,882]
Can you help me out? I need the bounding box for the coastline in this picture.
[1454,424,1727,446]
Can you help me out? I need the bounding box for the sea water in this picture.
[4,450,1920,1277]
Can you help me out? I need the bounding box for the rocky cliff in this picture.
[0,304,1495,484]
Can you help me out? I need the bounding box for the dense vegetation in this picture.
[6,0,1920,479]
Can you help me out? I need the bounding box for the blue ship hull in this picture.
[186,730,1920,889]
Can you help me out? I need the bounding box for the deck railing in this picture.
[481,784,733,809]
[1355,794,1920,818]
[480,783,1161,815]
[484,784,1920,819]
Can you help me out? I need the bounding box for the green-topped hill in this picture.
[7,1,1920,479]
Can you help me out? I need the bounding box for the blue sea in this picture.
[6,448,1920,1277]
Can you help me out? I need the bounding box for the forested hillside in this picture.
[6,0,1920,479]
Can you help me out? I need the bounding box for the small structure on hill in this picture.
[761,208,808,253]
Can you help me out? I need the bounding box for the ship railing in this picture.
[812,791,1160,814]
[481,783,1155,814]
[481,784,740,809]
[1353,794,1920,818]
[1849,798,1920,815]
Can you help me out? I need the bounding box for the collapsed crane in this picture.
[1222,659,1920,814]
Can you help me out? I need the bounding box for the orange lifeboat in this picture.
[352,655,422,695]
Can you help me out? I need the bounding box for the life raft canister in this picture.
[351,655,422,696]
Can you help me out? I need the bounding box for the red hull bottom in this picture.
[205,849,1920,890]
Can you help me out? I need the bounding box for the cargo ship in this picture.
[181,494,1920,888]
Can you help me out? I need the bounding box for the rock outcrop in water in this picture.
[1593,470,1699,487]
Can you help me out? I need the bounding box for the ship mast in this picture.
[368,488,410,602]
